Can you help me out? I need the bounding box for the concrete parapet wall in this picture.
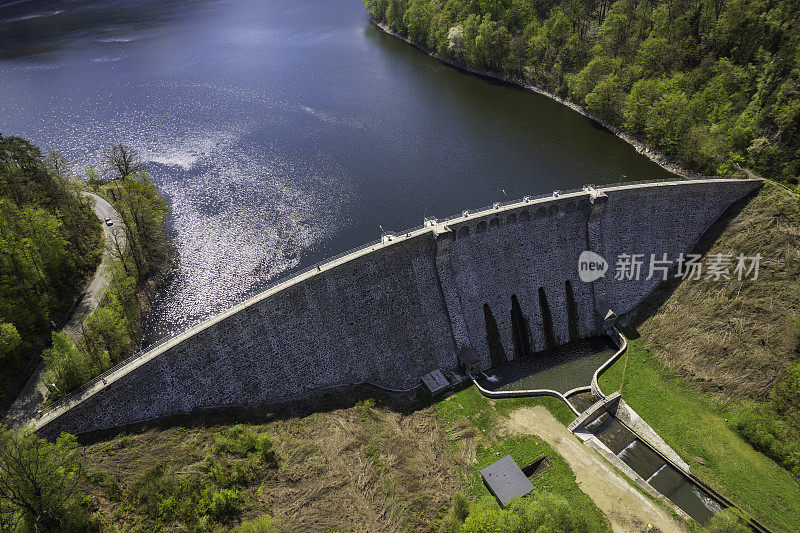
[34,178,761,436]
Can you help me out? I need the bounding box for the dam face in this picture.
[35,178,761,436]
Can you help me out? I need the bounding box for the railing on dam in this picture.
[34,175,757,421]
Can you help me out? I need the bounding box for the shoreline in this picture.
[89,187,175,352]
[371,19,695,179]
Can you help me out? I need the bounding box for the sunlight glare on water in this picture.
[0,0,676,343]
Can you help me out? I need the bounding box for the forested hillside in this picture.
[0,135,102,402]
[43,153,172,398]
[1,136,172,409]
[365,0,800,183]
[0,136,101,336]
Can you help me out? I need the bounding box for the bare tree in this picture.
[43,150,73,182]
[102,144,146,181]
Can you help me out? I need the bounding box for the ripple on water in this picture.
[143,141,349,341]
[18,86,352,344]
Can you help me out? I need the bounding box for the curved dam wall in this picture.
[34,178,761,437]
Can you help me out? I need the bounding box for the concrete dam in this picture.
[33,178,762,437]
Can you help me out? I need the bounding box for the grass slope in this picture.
[599,338,800,532]
[77,390,613,531]
[82,401,462,531]
[434,387,611,532]
[640,182,800,400]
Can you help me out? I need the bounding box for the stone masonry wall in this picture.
[447,198,596,365]
[596,180,760,316]
[41,234,456,436]
[37,179,761,436]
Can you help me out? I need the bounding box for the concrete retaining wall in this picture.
[35,178,761,436]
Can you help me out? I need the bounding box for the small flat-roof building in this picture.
[457,345,481,373]
[421,369,450,395]
[480,454,534,507]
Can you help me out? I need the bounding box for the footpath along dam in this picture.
[33,177,762,437]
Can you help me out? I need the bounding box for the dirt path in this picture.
[503,406,688,533]
[3,193,125,429]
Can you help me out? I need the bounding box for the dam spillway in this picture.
[33,177,762,437]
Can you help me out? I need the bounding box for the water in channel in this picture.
[477,336,618,394]
[586,412,724,524]
[0,0,676,344]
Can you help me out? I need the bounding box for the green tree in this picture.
[623,77,663,133]
[704,508,751,533]
[42,332,94,394]
[644,89,693,153]
[107,169,170,282]
[585,73,624,122]
[0,134,101,336]
[570,56,617,102]
[458,492,599,532]
[0,427,91,531]
[404,0,432,44]
[633,37,675,77]
[0,322,21,359]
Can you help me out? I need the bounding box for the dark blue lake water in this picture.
[0,0,675,342]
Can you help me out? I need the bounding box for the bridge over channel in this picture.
[31,177,762,437]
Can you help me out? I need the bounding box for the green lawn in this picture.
[599,337,800,532]
[434,386,611,532]
[434,384,578,429]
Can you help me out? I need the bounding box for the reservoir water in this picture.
[0,0,676,342]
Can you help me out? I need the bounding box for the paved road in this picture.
[62,193,127,340]
[3,192,125,429]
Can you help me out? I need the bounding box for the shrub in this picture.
[232,515,275,533]
[704,508,750,533]
[206,458,249,488]
[121,427,276,529]
[200,488,240,521]
[355,398,376,418]
[732,362,800,479]
[771,362,800,422]
[458,492,602,533]
[128,462,203,524]
[0,322,21,359]
[211,425,275,463]
[732,402,800,478]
